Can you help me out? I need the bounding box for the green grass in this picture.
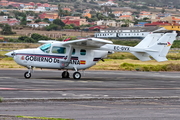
[16,116,74,120]
[0,97,2,102]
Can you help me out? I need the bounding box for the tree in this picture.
[43,18,51,23]
[20,14,27,25]
[161,8,166,13]
[53,19,65,27]
[121,19,133,27]
[45,24,59,31]
[58,4,63,18]
[64,24,73,29]
[109,13,115,18]
[34,19,42,23]
[1,24,14,35]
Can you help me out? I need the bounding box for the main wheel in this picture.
[24,71,31,79]
[73,72,81,79]
[62,71,70,78]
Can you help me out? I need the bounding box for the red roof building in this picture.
[43,3,50,7]
[36,3,42,6]
[62,18,80,26]
[0,18,20,26]
[0,0,8,6]
[29,2,35,6]
[38,13,59,19]
[144,21,171,26]
[89,25,107,31]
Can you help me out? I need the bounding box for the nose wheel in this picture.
[24,71,31,79]
[73,72,81,79]
[24,66,33,79]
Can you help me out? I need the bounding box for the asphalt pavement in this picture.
[0,69,180,120]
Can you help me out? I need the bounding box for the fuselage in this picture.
[8,42,109,70]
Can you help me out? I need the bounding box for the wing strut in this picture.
[59,45,73,68]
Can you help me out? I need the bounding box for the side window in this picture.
[80,49,86,55]
[52,46,66,54]
[72,49,75,55]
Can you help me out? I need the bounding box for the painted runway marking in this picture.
[0,88,18,90]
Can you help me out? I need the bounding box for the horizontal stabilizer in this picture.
[131,52,151,61]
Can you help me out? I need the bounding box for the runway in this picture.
[0,69,180,120]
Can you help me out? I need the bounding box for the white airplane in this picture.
[5,31,177,79]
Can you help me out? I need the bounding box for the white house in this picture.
[96,20,122,27]
[122,11,132,16]
[27,22,49,28]
[99,1,118,7]
[35,6,46,12]
[26,16,34,22]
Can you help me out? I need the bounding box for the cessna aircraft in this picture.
[5,31,177,79]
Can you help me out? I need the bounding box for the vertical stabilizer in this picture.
[131,33,163,61]
[146,31,177,62]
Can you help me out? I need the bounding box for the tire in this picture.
[73,72,81,79]
[24,72,31,79]
[62,71,70,78]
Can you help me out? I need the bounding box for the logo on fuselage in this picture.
[25,56,55,63]
[21,56,24,60]
[24,55,85,65]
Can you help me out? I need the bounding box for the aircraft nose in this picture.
[5,51,15,57]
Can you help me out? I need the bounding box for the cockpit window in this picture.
[39,43,51,53]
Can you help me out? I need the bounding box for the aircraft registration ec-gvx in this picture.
[5,31,177,79]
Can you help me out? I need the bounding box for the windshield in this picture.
[39,43,51,53]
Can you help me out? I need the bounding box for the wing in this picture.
[62,38,113,47]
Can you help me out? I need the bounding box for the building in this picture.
[83,13,92,18]
[98,0,118,7]
[94,26,160,39]
[0,16,8,21]
[27,22,49,28]
[119,15,134,21]
[112,11,123,17]
[61,16,88,26]
[139,11,151,19]
[144,21,171,26]
[0,18,20,26]
[0,0,8,6]
[26,16,35,22]
[39,13,59,19]
[96,20,122,27]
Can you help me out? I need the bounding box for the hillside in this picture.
[131,0,180,7]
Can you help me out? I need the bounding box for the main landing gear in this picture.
[23,66,82,79]
[62,71,70,78]
[73,72,81,79]
[61,71,81,79]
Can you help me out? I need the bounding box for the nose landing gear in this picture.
[24,66,33,79]
[24,71,31,79]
